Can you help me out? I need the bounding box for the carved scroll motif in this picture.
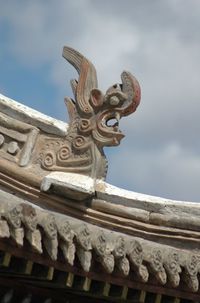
[148,249,167,285]
[164,253,181,287]
[128,240,149,282]
[183,255,200,292]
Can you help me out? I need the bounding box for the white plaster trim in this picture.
[96,180,200,213]
[41,172,95,200]
[0,93,68,136]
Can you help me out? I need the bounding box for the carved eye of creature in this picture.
[113,84,122,90]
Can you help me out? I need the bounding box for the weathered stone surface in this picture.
[41,172,95,200]
[26,229,42,254]
[76,248,92,272]
[94,180,200,232]
[116,257,130,276]
[0,93,68,136]
[0,220,10,238]
[164,253,181,287]
[60,241,75,265]
[7,141,19,154]
[0,134,5,146]
[0,112,39,167]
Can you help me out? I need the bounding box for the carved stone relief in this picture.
[0,46,141,184]
[34,46,141,180]
[0,112,39,167]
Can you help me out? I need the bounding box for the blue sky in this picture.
[1,0,200,201]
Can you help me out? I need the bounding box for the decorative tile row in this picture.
[0,199,199,293]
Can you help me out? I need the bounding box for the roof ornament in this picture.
[0,46,141,199]
[40,46,141,180]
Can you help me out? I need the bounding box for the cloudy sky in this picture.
[1,0,200,201]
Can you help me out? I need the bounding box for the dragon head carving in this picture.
[38,47,141,180]
[63,47,141,149]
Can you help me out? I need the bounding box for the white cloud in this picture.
[107,141,200,201]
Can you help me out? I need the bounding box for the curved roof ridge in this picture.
[0,93,68,136]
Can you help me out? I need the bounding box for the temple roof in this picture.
[0,46,200,302]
